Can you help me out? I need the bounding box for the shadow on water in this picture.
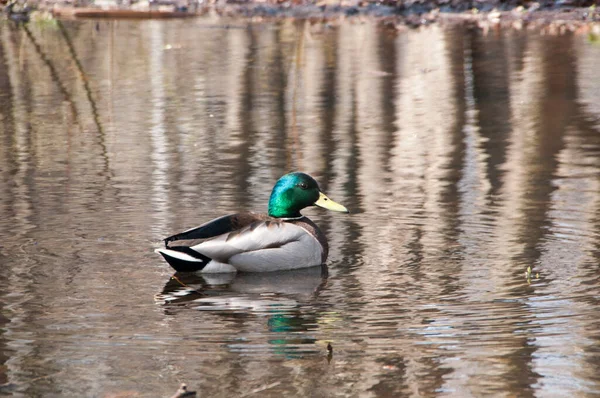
[1,18,600,397]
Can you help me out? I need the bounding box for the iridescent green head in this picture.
[268,172,349,218]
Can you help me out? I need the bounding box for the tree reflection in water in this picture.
[0,19,599,397]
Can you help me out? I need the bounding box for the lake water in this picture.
[1,17,600,397]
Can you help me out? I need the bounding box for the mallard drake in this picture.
[155,172,348,273]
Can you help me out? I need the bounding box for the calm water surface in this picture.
[1,18,600,397]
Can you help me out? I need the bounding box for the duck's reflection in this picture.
[160,265,328,311]
[159,266,330,357]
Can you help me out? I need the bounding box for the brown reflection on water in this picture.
[1,19,600,397]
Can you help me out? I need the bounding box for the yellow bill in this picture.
[314,192,349,213]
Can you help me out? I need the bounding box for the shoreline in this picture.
[4,0,600,34]
[212,4,600,33]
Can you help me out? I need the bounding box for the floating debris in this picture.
[241,382,281,396]
[170,383,196,398]
[525,266,541,284]
[4,0,32,23]
[164,44,183,50]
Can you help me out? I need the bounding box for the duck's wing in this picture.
[164,212,267,247]
[195,220,321,267]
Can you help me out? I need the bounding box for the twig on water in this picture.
[242,381,281,396]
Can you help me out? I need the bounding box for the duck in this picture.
[155,172,348,273]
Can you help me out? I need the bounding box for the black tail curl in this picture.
[159,246,212,273]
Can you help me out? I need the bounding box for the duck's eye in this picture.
[298,182,308,190]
